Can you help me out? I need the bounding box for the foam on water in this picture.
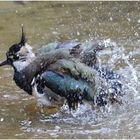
[37,38,140,138]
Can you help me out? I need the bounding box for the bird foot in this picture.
[66,92,83,110]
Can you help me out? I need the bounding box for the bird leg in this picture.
[66,89,83,110]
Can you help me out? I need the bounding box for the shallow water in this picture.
[0,1,140,139]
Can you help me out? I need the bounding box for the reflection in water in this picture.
[0,1,140,139]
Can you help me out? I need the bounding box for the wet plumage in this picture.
[0,27,123,110]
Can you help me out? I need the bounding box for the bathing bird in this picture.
[0,27,123,110]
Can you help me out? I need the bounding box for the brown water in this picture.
[0,1,140,139]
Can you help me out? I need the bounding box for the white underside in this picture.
[32,81,51,106]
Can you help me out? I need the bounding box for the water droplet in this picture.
[0,118,4,122]
[55,126,61,130]
[77,31,80,36]
[110,17,113,21]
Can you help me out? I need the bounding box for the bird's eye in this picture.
[6,52,19,60]
[13,54,19,60]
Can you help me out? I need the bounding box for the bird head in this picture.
[0,26,35,71]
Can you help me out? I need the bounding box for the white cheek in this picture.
[13,61,29,71]
[25,44,35,57]
[18,43,35,58]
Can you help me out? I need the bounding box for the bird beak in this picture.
[0,60,8,66]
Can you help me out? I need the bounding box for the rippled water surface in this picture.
[0,1,140,139]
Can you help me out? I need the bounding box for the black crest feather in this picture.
[20,25,26,46]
